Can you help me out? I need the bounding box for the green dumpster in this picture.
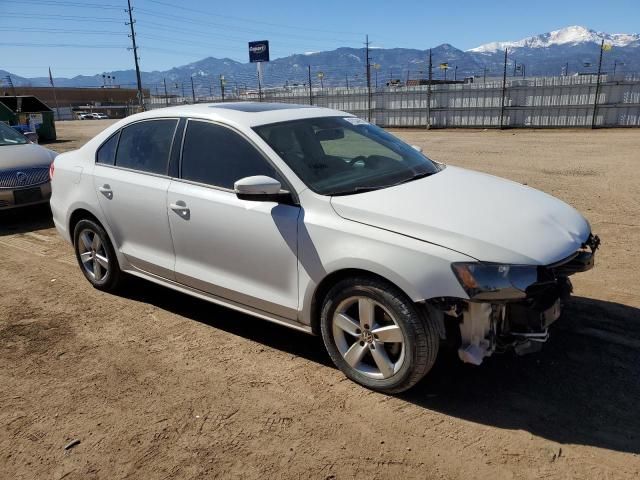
[0,95,57,141]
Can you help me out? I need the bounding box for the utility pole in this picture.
[500,48,508,129]
[512,59,517,77]
[345,74,349,89]
[483,67,487,83]
[307,65,313,105]
[426,49,432,130]
[219,75,225,101]
[365,34,372,122]
[591,39,605,129]
[49,67,60,120]
[190,76,196,103]
[126,0,144,110]
[163,78,168,106]
[454,65,458,81]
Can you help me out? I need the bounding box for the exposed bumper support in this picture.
[454,235,599,365]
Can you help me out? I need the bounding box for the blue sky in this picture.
[2,0,638,77]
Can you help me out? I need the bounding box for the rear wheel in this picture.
[73,218,121,292]
[320,276,439,393]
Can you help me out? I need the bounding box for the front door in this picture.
[167,119,300,319]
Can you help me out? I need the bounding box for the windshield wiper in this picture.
[329,185,386,196]
[329,171,436,196]
[396,171,435,185]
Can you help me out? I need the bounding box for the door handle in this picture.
[169,201,190,218]
[98,184,113,198]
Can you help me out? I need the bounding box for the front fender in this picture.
[297,208,473,326]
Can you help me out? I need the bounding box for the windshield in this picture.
[254,117,440,195]
[0,123,29,146]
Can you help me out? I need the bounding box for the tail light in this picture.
[49,161,55,180]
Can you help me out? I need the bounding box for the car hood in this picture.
[330,166,591,265]
[0,143,57,170]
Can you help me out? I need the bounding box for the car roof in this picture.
[128,102,352,127]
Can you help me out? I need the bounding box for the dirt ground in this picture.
[1,119,639,479]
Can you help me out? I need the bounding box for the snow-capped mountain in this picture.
[4,26,639,90]
[469,25,640,53]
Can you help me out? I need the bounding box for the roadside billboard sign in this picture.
[249,41,270,63]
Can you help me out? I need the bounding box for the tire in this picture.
[73,218,122,292]
[320,276,439,393]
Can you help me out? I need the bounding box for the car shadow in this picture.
[39,139,73,146]
[119,276,640,455]
[0,204,54,236]
[402,296,640,455]
[118,276,332,368]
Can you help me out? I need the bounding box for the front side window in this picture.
[115,119,177,174]
[254,117,440,195]
[0,123,29,147]
[181,120,281,189]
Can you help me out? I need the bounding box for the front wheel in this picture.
[320,277,439,393]
[73,218,122,292]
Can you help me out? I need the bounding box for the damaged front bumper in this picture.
[448,234,600,365]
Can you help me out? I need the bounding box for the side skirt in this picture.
[123,267,314,335]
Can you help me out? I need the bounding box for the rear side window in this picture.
[96,132,119,165]
[181,120,281,189]
[115,119,178,175]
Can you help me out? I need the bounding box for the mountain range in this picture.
[3,26,639,92]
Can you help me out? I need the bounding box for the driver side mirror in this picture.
[234,176,294,204]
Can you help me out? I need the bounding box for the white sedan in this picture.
[50,103,599,392]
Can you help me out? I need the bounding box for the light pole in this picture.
[613,60,624,77]
[219,75,226,101]
[440,63,449,81]
[372,63,380,88]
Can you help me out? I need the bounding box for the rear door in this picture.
[93,118,179,279]
[167,119,301,319]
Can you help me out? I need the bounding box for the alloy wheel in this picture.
[332,296,406,379]
[77,228,110,282]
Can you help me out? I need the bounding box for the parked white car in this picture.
[0,122,57,209]
[50,103,599,392]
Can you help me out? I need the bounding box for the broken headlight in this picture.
[451,263,538,301]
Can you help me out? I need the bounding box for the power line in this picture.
[0,27,128,36]
[142,0,364,37]
[137,34,253,52]
[0,42,127,48]
[2,13,124,23]
[18,0,123,9]
[134,8,358,44]
[135,22,352,52]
